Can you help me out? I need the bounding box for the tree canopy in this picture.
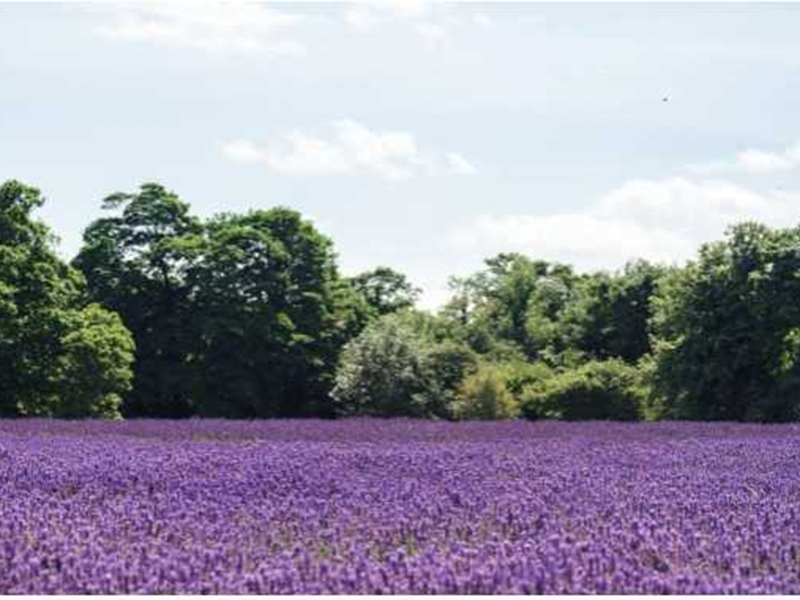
[650,222,800,422]
[350,267,421,317]
[0,180,134,418]
[5,178,800,423]
[74,184,370,418]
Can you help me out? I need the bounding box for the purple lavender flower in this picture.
[0,419,799,593]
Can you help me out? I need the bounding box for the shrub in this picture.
[521,359,644,421]
[422,341,479,416]
[331,313,433,417]
[332,311,479,418]
[451,365,520,420]
[52,304,136,418]
[498,360,555,397]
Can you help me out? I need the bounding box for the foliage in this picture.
[422,340,480,416]
[73,183,201,417]
[521,359,644,421]
[331,312,436,417]
[442,254,578,360]
[650,222,800,422]
[451,364,520,420]
[331,310,476,418]
[0,180,134,418]
[498,360,556,399]
[11,176,800,423]
[50,304,135,418]
[350,266,420,316]
[559,260,667,363]
[75,186,369,418]
[187,209,368,418]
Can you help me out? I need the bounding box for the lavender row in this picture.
[1,420,799,593]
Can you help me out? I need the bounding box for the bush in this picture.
[521,359,644,421]
[332,311,479,418]
[451,365,520,420]
[52,304,136,418]
[497,360,555,398]
[331,313,433,417]
[422,341,479,416]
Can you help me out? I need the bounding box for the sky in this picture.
[3,2,800,309]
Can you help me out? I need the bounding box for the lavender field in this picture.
[1,420,800,594]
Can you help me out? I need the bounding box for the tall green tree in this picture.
[350,266,420,316]
[0,180,134,418]
[651,222,800,421]
[75,186,369,418]
[73,183,201,417]
[559,260,667,363]
[443,254,578,360]
[187,209,369,417]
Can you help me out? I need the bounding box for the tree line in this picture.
[2,179,800,421]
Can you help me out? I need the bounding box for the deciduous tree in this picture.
[0,180,134,418]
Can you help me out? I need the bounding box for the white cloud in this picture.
[221,119,473,181]
[266,131,354,177]
[689,141,800,175]
[340,1,428,28]
[449,177,800,271]
[471,13,496,29]
[219,139,267,164]
[343,7,379,32]
[94,4,305,57]
[341,1,455,42]
[339,2,497,44]
[381,0,431,20]
[450,213,692,270]
[413,22,448,45]
[446,152,476,175]
[737,149,794,173]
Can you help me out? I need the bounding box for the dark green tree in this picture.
[560,260,667,363]
[186,209,369,417]
[442,254,578,360]
[73,183,202,417]
[651,222,800,421]
[76,184,371,418]
[0,180,134,418]
[350,266,420,316]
